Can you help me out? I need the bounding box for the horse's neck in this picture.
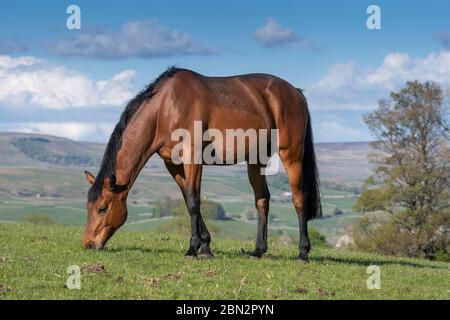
[114,104,159,188]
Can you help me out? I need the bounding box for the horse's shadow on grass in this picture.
[310,254,446,270]
[104,245,181,255]
[217,249,447,270]
[104,246,446,270]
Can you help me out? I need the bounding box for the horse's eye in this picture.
[98,206,108,214]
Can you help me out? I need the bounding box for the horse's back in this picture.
[161,69,308,155]
[168,69,305,126]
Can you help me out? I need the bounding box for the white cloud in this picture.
[3,122,114,141]
[253,17,303,47]
[0,55,136,109]
[51,19,216,59]
[307,50,450,111]
[0,55,39,69]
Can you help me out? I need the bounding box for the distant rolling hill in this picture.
[0,132,373,181]
[0,132,103,167]
[0,132,374,242]
[0,132,165,169]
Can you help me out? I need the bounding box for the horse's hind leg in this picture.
[279,153,310,262]
[247,164,270,258]
[164,161,212,258]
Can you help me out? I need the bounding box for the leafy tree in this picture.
[243,207,256,221]
[200,198,227,220]
[153,196,228,220]
[152,195,176,218]
[354,81,450,261]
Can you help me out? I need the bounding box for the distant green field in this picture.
[1,224,448,300]
[0,166,361,242]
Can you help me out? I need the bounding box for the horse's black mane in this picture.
[88,66,181,202]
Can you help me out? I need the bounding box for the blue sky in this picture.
[0,0,449,142]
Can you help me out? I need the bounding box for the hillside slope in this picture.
[0,132,103,167]
[0,132,373,181]
[0,132,372,243]
[0,224,448,300]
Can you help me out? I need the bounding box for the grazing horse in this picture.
[83,67,321,262]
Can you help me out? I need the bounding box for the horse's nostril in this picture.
[84,242,95,250]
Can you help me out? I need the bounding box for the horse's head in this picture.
[83,171,128,250]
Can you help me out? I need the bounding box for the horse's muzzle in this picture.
[83,240,104,250]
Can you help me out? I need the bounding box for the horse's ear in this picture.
[84,171,96,185]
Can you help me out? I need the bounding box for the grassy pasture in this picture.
[0,165,361,241]
[0,224,448,300]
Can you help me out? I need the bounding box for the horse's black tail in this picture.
[298,89,322,220]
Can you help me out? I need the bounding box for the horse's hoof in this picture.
[185,246,199,258]
[249,250,264,259]
[199,245,213,258]
[298,258,309,263]
[298,253,310,263]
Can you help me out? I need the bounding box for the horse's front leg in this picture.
[184,164,212,258]
[197,216,213,257]
[186,200,212,258]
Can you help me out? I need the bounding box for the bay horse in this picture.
[83,67,321,262]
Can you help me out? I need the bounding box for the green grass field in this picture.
[0,164,361,243]
[1,223,448,300]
